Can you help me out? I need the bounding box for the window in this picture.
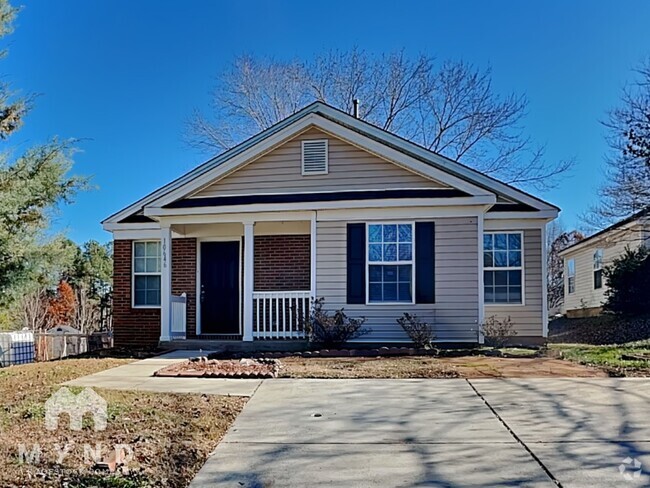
[367,223,414,303]
[483,232,523,304]
[301,139,328,175]
[133,241,161,307]
[593,249,603,289]
[567,259,576,294]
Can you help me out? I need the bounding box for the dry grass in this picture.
[280,355,606,379]
[0,359,246,487]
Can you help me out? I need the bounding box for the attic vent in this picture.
[301,139,328,175]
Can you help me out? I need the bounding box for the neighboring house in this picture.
[559,208,650,318]
[102,102,559,347]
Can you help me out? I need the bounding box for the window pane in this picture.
[484,286,495,303]
[508,234,521,250]
[398,224,412,243]
[484,270,494,286]
[495,271,508,286]
[147,290,161,306]
[494,234,508,250]
[567,259,575,275]
[146,241,159,257]
[145,257,160,273]
[369,265,382,282]
[494,251,508,267]
[508,251,521,267]
[483,234,493,251]
[369,283,382,301]
[369,225,382,243]
[135,290,146,306]
[369,244,382,262]
[383,265,398,282]
[134,257,146,273]
[146,275,161,291]
[398,282,412,301]
[134,242,146,257]
[483,252,493,268]
[398,243,412,261]
[383,244,397,261]
[383,283,397,301]
[508,286,522,303]
[495,286,508,303]
[509,270,522,286]
[398,265,412,281]
[383,225,397,243]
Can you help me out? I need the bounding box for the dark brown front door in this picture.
[200,241,240,334]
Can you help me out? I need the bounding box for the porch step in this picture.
[161,339,309,353]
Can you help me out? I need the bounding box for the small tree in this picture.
[304,297,370,347]
[603,246,650,315]
[47,280,76,327]
[396,313,435,349]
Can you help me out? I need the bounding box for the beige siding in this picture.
[485,228,543,337]
[192,128,446,198]
[316,217,479,342]
[563,226,645,312]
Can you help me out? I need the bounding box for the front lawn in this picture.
[549,340,650,376]
[0,358,245,487]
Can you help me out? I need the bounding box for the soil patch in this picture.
[155,357,281,378]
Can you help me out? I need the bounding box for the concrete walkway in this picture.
[64,350,261,396]
[190,378,650,487]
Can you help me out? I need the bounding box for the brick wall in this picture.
[171,238,197,338]
[113,238,197,347]
[254,235,310,291]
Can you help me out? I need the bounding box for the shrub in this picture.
[304,297,370,347]
[396,313,435,348]
[481,315,517,348]
[604,246,650,315]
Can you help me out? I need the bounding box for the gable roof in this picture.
[559,207,650,256]
[104,101,559,225]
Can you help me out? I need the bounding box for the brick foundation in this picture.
[254,235,310,291]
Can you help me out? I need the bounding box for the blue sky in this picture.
[5,0,650,243]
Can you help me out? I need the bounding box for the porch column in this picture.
[310,212,317,299]
[243,221,255,341]
[160,224,172,342]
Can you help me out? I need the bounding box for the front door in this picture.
[200,241,240,334]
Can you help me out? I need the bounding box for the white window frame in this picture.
[567,258,576,294]
[301,139,329,175]
[365,221,416,305]
[593,249,604,290]
[483,231,525,306]
[132,240,162,309]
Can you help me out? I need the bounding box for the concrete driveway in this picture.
[190,378,650,487]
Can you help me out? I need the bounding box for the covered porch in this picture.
[158,212,316,343]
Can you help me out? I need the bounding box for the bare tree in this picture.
[547,221,584,310]
[21,288,50,331]
[587,59,650,229]
[71,284,101,334]
[187,49,572,191]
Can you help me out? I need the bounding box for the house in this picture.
[559,208,650,318]
[102,102,559,347]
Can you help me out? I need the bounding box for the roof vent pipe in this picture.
[353,98,360,118]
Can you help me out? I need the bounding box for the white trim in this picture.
[301,139,329,175]
[144,196,497,218]
[310,212,317,300]
[541,223,549,338]
[243,223,255,341]
[477,214,485,344]
[364,222,416,306]
[196,236,243,336]
[318,206,488,222]
[484,210,558,221]
[160,227,172,341]
[104,222,160,232]
[483,231,526,307]
[484,218,549,230]
[131,240,162,310]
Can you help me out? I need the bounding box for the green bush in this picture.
[604,246,650,315]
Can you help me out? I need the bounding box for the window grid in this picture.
[593,249,604,290]
[567,258,576,294]
[367,223,415,304]
[483,232,523,304]
[133,241,161,307]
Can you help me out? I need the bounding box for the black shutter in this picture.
[415,222,435,304]
[347,223,366,304]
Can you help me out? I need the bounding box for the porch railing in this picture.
[253,291,310,339]
[170,293,187,339]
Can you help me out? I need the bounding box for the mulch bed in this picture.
[155,357,282,378]
[548,314,650,345]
